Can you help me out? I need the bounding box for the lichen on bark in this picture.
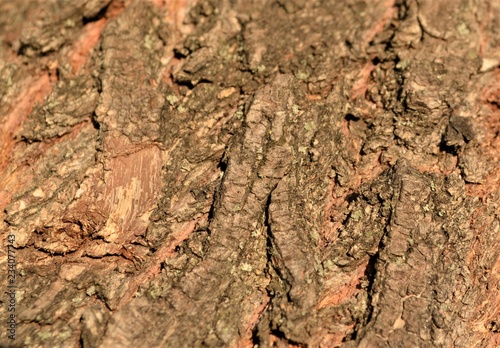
[1,0,499,347]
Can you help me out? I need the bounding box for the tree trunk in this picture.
[1,0,499,347]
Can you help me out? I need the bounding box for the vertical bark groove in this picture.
[1,0,499,347]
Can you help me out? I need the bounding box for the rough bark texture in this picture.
[1,0,499,347]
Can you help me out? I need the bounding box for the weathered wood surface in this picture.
[0,0,499,347]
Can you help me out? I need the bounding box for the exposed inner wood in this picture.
[0,0,499,347]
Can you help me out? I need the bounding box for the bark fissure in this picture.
[2,0,500,347]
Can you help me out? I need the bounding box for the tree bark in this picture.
[1,0,499,347]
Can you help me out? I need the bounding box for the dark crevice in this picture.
[263,189,275,275]
[32,245,77,257]
[345,192,360,203]
[488,100,500,109]
[347,249,380,342]
[251,325,261,347]
[347,197,391,342]
[17,43,55,57]
[439,138,459,155]
[82,2,111,25]
[195,78,214,86]
[345,113,360,122]
[173,47,189,59]
[79,332,85,348]
[18,135,42,144]
[488,320,500,333]
[173,78,196,90]
[217,152,228,172]
[270,329,307,348]
[95,74,103,93]
[361,251,380,322]
[206,191,217,232]
[173,76,215,90]
[208,152,228,224]
[55,67,61,81]
[90,112,101,130]
[17,43,29,56]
